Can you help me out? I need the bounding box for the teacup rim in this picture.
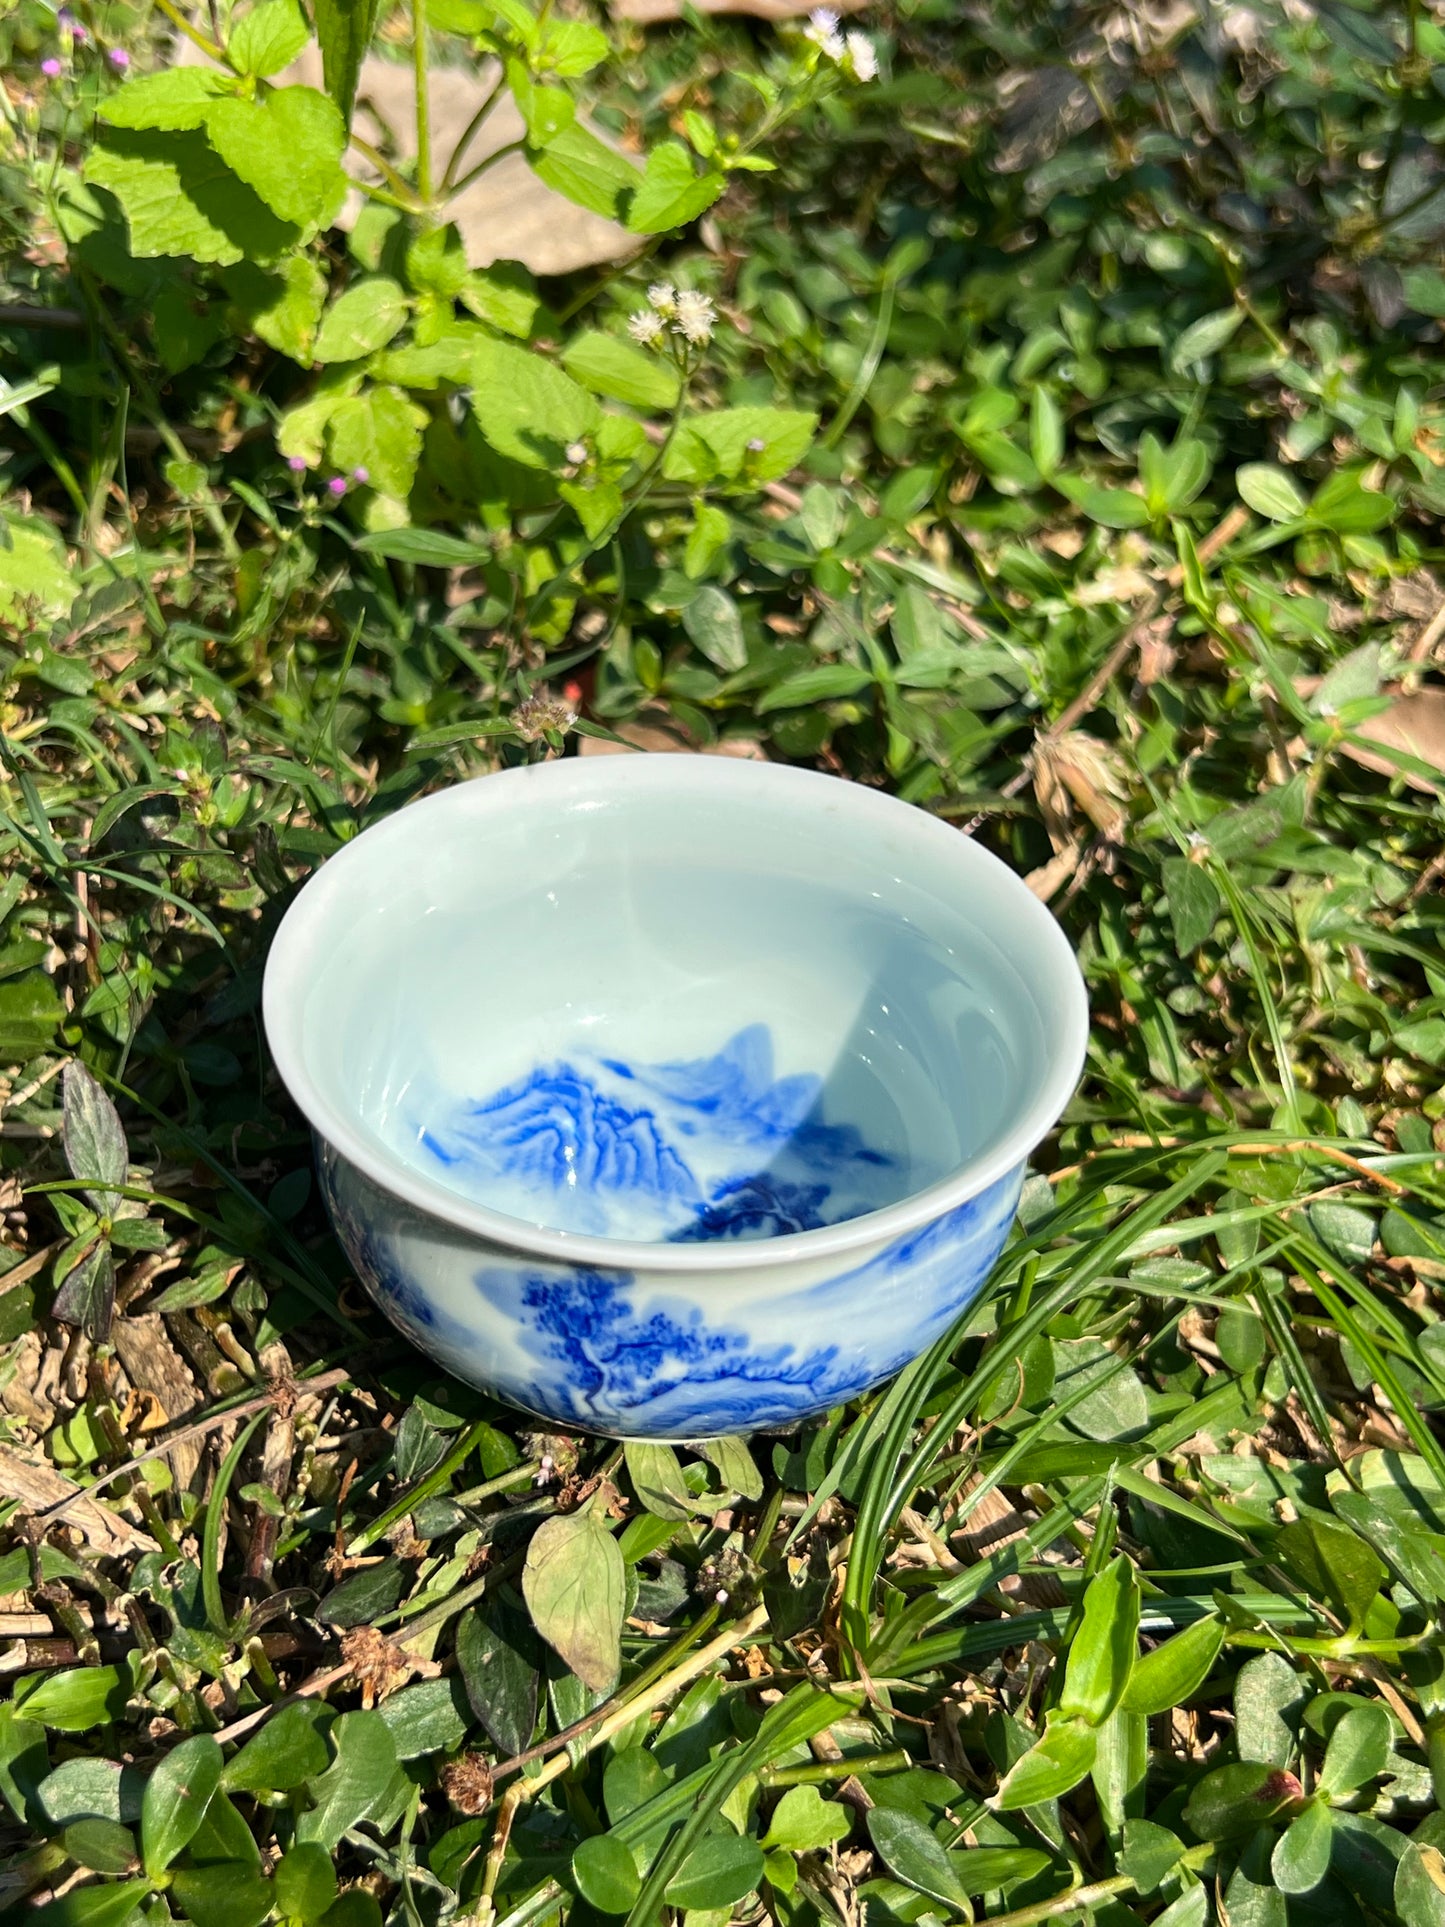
[262,755,1089,1273]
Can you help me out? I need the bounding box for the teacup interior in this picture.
[296,769,1060,1245]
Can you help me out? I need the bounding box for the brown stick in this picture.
[29,1368,351,1526]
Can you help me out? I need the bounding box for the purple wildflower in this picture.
[351,466,369,484]
[326,475,347,497]
[286,455,308,473]
[107,46,129,67]
[41,56,63,75]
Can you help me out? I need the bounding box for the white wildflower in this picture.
[647,281,678,317]
[673,290,716,344]
[565,441,589,466]
[628,309,665,346]
[844,30,878,80]
[805,5,845,56]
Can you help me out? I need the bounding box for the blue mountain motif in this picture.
[411,1023,900,1242]
[421,1067,695,1205]
[471,1167,1022,1435]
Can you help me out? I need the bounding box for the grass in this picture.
[3,0,1445,1922]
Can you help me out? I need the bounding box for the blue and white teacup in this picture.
[263,757,1087,1440]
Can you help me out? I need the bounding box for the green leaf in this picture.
[1237,463,1309,521]
[312,277,409,362]
[14,1667,129,1732]
[35,1758,140,1830]
[953,1847,1052,1892]
[1182,1762,1300,1841]
[1318,1701,1393,1797]
[1170,305,1244,370]
[222,1702,330,1793]
[1308,468,1396,534]
[1122,1615,1223,1717]
[53,1242,115,1341]
[101,69,234,130]
[1396,1842,1445,1927]
[63,1819,140,1874]
[1235,1653,1306,1767]
[1059,1554,1139,1725]
[27,1880,150,1927]
[522,1511,625,1693]
[572,1834,641,1914]
[1273,1509,1385,1630]
[313,0,382,126]
[0,517,75,620]
[625,141,726,234]
[995,1714,1098,1809]
[225,254,328,362]
[756,663,872,712]
[1162,857,1221,955]
[455,1599,540,1757]
[560,331,679,410]
[682,586,748,674]
[529,124,640,220]
[469,339,600,469]
[61,1060,127,1211]
[663,406,817,485]
[459,262,538,339]
[274,1845,338,1921]
[1272,1800,1334,1895]
[1054,475,1150,528]
[317,1895,381,1927]
[1030,386,1064,477]
[169,1868,275,1927]
[1051,1337,1150,1440]
[623,1440,696,1520]
[85,129,297,265]
[187,1793,261,1868]
[353,526,491,566]
[761,1785,851,1852]
[205,87,347,232]
[142,1734,224,1876]
[1120,1819,1185,1895]
[664,1833,765,1911]
[326,386,427,500]
[0,1714,47,1827]
[537,18,609,76]
[374,1678,470,1760]
[228,0,311,76]
[604,1748,669,1826]
[865,1808,970,1910]
[697,1435,763,1502]
[293,1711,398,1852]
[559,477,624,540]
[1216,1306,1265,1373]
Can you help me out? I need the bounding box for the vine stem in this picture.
[152,0,225,61]
[413,0,432,209]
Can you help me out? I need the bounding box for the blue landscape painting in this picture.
[469,1167,1021,1435]
[408,1024,923,1243]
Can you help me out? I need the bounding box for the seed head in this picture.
[805,6,845,56]
[845,31,878,80]
[628,309,665,346]
[673,290,716,345]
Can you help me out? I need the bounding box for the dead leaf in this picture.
[0,1447,156,1557]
